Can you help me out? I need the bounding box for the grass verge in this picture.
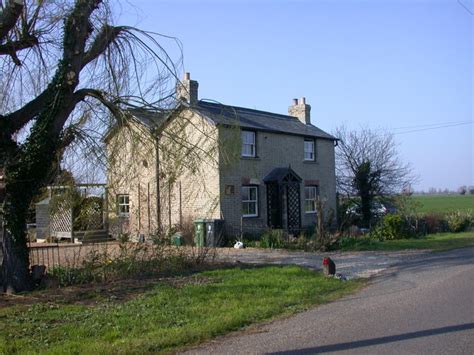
[338,231,474,252]
[0,265,362,354]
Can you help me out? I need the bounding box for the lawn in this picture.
[0,266,361,354]
[411,194,474,214]
[338,231,474,252]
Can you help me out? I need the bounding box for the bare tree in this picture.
[0,0,181,292]
[334,126,415,227]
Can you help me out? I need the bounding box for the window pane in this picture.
[304,140,314,160]
[241,187,249,200]
[242,186,258,216]
[242,131,255,144]
[304,187,318,212]
[249,187,257,200]
[241,131,255,156]
[248,202,256,215]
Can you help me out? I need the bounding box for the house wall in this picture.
[106,109,221,240]
[158,109,221,229]
[106,120,159,240]
[218,127,337,237]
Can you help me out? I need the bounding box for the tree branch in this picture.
[5,90,50,133]
[0,0,24,41]
[0,33,38,63]
[82,24,123,68]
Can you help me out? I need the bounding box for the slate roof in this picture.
[129,100,336,141]
[194,101,336,140]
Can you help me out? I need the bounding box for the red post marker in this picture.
[323,257,336,276]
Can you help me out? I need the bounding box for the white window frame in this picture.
[304,186,319,213]
[304,139,315,161]
[241,185,258,217]
[117,194,130,217]
[241,130,256,157]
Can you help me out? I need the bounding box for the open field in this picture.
[0,266,361,354]
[411,194,474,214]
[338,232,474,252]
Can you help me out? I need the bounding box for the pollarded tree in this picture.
[0,0,180,292]
[334,126,415,227]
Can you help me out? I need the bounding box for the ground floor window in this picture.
[117,194,130,216]
[304,186,319,213]
[241,185,258,217]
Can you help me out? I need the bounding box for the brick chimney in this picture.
[288,97,311,125]
[176,72,199,105]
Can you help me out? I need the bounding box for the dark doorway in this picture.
[263,167,302,233]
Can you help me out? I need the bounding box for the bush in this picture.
[241,231,261,247]
[74,196,103,230]
[420,213,448,234]
[370,214,415,240]
[446,210,473,233]
[260,229,287,249]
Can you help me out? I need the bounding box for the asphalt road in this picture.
[185,247,474,354]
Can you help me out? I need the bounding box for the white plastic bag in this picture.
[234,241,244,249]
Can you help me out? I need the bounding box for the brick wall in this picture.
[218,127,336,237]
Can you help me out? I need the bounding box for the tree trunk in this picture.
[360,192,372,228]
[1,228,32,293]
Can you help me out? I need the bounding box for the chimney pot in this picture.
[288,96,311,125]
[176,72,198,105]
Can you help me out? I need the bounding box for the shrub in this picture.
[73,196,103,230]
[260,229,287,249]
[421,213,448,234]
[446,210,473,233]
[370,214,413,240]
[242,231,261,247]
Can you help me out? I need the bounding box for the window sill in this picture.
[303,160,318,164]
[242,215,259,219]
[241,156,260,161]
[305,211,317,214]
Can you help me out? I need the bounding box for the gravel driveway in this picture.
[214,247,431,279]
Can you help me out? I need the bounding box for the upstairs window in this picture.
[117,194,130,216]
[304,186,319,213]
[304,139,315,161]
[241,185,258,217]
[241,130,256,157]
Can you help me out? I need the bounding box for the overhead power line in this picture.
[392,121,472,135]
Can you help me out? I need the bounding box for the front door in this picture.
[266,182,301,231]
[266,182,282,228]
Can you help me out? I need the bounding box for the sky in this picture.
[118,0,473,192]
